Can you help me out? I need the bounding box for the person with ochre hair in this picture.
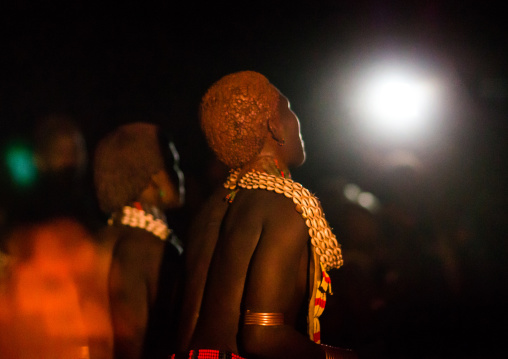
[94,123,185,359]
[175,71,356,359]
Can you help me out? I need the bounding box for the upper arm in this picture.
[177,192,230,350]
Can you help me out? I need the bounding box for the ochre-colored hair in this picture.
[93,123,164,213]
[200,71,279,169]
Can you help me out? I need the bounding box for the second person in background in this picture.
[94,123,185,359]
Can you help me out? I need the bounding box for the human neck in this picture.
[243,156,291,179]
[129,201,165,218]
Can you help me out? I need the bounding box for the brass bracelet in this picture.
[243,310,284,326]
[322,344,357,359]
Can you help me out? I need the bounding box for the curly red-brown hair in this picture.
[200,71,279,169]
[93,123,164,213]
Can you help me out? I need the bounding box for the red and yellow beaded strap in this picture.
[224,169,343,343]
[170,350,247,359]
[310,261,333,343]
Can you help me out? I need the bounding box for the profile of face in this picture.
[277,90,306,167]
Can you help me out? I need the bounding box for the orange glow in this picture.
[0,218,113,359]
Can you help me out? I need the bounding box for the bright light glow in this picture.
[364,72,432,135]
[352,64,439,142]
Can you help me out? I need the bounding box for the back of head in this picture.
[93,123,163,214]
[200,71,279,169]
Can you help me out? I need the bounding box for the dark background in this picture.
[1,1,506,186]
[1,1,507,358]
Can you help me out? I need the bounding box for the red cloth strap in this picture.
[313,332,321,343]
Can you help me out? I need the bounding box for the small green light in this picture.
[4,141,37,188]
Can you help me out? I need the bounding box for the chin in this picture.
[298,154,306,167]
[297,148,307,166]
[290,155,306,169]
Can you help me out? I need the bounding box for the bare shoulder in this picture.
[235,188,309,246]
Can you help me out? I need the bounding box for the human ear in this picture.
[267,116,285,146]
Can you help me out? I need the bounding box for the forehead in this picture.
[277,90,291,107]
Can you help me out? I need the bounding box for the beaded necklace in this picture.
[224,169,343,271]
[108,202,171,241]
[223,167,343,343]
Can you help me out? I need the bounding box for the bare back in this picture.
[186,185,312,355]
[104,224,182,359]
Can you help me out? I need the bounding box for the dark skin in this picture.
[107,227,165,359]
[177,186,231,349]
[190,186,320,358]
[179,90,335,358]
[103,138,184,359]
